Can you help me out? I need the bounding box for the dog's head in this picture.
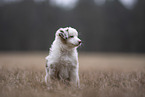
[56,27,81,48]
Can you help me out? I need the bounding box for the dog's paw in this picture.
[47,86,53,91]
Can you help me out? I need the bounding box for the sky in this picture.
[119,0,138,9]
[49,0,78,10]
[1,0,138,10]
[50,0,137,9]
[49,0,138,10]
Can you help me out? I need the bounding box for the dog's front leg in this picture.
[70,68,80,88]
[76,73,80,88]
[45,67,52,89]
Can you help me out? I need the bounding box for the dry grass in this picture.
[0,52,145,97]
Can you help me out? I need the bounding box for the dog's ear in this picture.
[66,29,69,32]
[59,30,68,40]
[59,32,65,39]
[60,30,64,33]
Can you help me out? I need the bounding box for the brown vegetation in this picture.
[0,52,145,97]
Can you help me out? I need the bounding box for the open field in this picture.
[0,52,145,97]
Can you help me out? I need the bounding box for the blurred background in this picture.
[0,0,145,53]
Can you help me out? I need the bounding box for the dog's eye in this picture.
[69,36,74,38]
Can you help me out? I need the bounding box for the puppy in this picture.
[45,27,81,88]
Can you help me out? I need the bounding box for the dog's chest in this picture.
[59,54,77,67]
[56,54,77,79]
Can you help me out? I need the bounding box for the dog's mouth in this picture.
[72,43,82,47]
[77,41,82,46]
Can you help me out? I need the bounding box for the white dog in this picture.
[45,27,81,88]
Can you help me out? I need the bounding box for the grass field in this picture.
[0,52,145,97]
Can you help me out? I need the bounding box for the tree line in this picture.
[0,0,145,52]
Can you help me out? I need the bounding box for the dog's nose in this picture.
[78,40,82,44]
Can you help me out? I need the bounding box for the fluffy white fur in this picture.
[45,27,81,88]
